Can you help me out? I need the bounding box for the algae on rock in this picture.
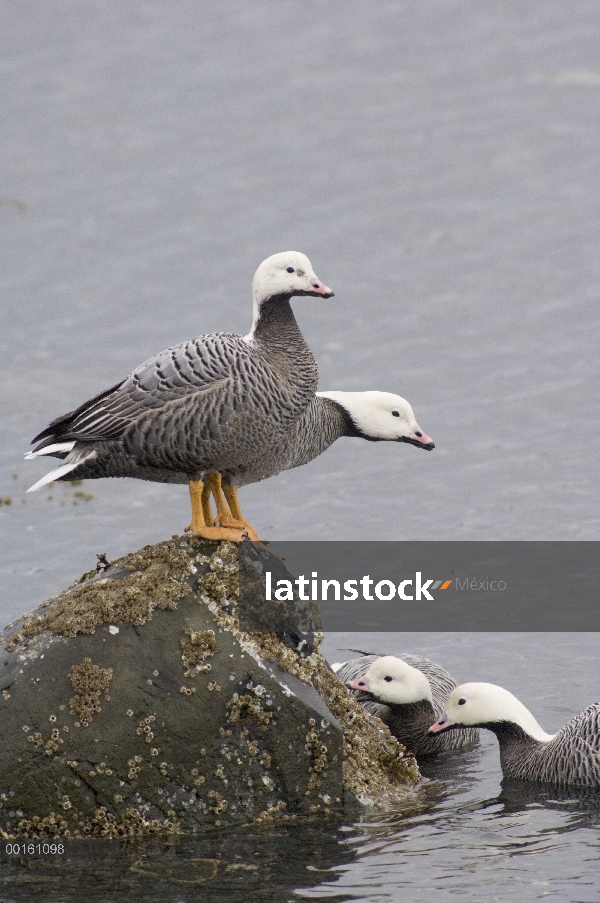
[0,537,420,839]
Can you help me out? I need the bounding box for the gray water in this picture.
[1,1,600,900]
[317,633,600,903]
[2,0,600,617]
[1,634,598,903]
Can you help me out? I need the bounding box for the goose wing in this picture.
[538,701,600,786]
[33,335,246,442]
[30,334,293,471]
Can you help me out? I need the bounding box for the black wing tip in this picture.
[31,428,55,447]
[29,378,126,446]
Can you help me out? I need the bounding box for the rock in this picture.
[0,538,420,839]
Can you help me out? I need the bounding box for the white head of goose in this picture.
[26,252,333,543]
[430,682,600,787]
[248,251,333,334]
[349,655,433,705]
[318,391,434,449]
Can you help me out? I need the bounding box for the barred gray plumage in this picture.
[26,252,333,540]
[335,653,478,757]
[220,391,434,490]
[430,682,600,787]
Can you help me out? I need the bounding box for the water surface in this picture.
[1,2,599,900]
[1,634,598,902]
[2,0,600,618]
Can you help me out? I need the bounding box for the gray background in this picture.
[1,4,600,900]
[2,1,599,617]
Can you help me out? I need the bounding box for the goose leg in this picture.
[205,473,237,526]
[203,474,260,541]
[185,479,247,542]
[201,481,215,525]
[222,483,260,541]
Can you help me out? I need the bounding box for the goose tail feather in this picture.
[27,448,97,492]
[25,441,76,460]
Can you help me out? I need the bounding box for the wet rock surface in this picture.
[0,538,419,839]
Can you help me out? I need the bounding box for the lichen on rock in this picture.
[180,629,219,678]
[0,537,423,839]
[68,657,113,726]
[5,540,195,647]
[226,694,274,730]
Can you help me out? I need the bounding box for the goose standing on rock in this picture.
[26,252,333,541]
[430,683,600,786]
[335,654,477,756]
[202,391,434,533]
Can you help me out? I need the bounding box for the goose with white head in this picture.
[201,392,434,536]
[430,682,600,786]
[335,654,477,756]
[26,252,333,541]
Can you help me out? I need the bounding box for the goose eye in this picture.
[458,698,466,705]
[384,676,393,682]
[286,266,295,273]
[392,410,400,417]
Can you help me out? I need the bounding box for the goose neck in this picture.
[250,295,302,344]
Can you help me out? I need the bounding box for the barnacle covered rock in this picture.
[0,537,419,839]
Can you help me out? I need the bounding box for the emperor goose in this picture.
[336,654,477,756]
[26,252,333,541]
[430,682,600,786]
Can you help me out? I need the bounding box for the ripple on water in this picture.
[300,774,600,903]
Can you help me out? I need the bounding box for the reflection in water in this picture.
[0,819,357,903]
[497,779,600,829]
[299,795,600,902]
[297,750,600,901]
[1,764,600,901]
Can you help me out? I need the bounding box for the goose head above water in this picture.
[429,682,555,742]
[348,655,434,706]
[319,391,435,449]
[250,251,334,328]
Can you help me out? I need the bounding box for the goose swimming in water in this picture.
[200,391,434,537]
[430,682,600,786]
[335,654,477,756]
[26,252,333,541]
